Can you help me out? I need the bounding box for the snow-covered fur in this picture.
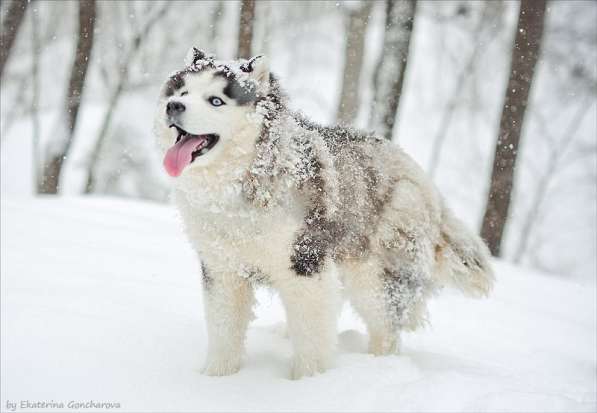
[154,48,494,379]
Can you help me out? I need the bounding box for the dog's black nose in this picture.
[166,101,185,115]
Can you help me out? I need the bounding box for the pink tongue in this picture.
[163,136,206,177]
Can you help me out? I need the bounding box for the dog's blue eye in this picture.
[208,96,225,107]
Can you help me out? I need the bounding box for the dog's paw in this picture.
[201,357,241,377]
[290,355,331,380]
[368,334,401,356]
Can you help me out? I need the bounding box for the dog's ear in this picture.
[241,55,269,84]
[185,47,209,66]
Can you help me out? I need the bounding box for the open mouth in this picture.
[163,124,220,177]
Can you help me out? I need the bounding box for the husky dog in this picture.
[155,47,494,379]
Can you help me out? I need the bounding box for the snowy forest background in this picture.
[1,0,596,283]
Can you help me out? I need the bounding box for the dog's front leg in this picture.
[275,270,339,379]
[201,265,254,376]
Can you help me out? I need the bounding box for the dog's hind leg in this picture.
[274,269,340,379]
[339,258,401,355]
[339,179,438,355]
[201,263,255,376]
[339,250,434,356]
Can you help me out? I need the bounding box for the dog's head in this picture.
[155,47,270,177]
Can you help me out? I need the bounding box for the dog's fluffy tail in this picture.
[435,205,494,298]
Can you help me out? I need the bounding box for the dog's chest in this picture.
[175,183,301,273]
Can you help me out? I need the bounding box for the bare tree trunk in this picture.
[39,0,96,194]
[30,3,41,193]
[0,0,29,80]
[336,1,373,126]
[369,0,416,141]
[237,0,255,59]
[84,4,170,194]
[480,0,547,256]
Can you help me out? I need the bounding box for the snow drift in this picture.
[1,197,595,412]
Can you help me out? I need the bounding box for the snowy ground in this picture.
[1,196,595,412]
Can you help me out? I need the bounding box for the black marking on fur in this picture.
[292,138,323,188]
[214,69,258,105]
[240,55,264,73]
[164,73,186,97]
[246,75,344,276]
[255,74,283,144]
[201,262,213,290]
[190,47,207,65]
[292,112,382,154]
[240,72,394,271]
[382,266,427,328]
[164,56,260,103]
[364,164,395,217]
[241,75,285,206]
[163,54,219,97]
[291,222,328,277]
[290,203,344,277]
[241,76,291,208]
[288,135,336,277]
